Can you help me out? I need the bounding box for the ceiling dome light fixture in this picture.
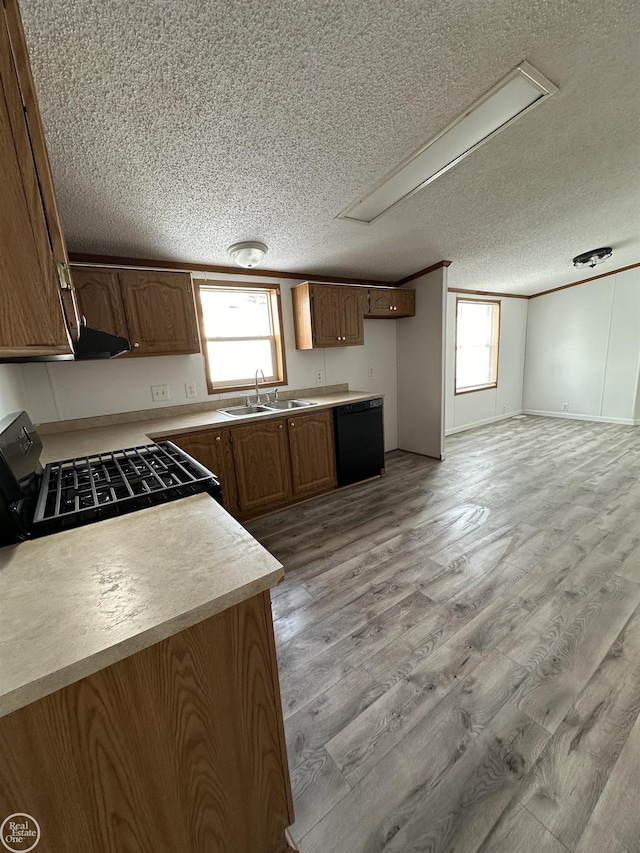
[227,241,268,268]
[572,247,613,269]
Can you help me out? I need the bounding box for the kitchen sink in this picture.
[219,399,316,417]
[265,399,316,410]
[218,405,274,417]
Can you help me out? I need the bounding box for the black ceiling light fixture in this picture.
[572,247,613,269]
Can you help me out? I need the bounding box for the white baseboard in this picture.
[445,410,524,436]
[523,409,638,426]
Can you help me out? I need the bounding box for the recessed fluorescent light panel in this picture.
[337,61,558,224]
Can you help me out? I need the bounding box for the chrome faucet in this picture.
[254,369,266,405]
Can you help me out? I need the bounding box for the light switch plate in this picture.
[151,384,170,402]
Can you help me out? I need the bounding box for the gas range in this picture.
[0,412,222,545]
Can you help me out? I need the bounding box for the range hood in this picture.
[74,325,130,360]
[0,326,130,363]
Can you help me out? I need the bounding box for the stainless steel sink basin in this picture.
[218,405,273,417]
[265,399,316,410]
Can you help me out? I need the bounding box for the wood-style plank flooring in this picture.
[246,415,640,853]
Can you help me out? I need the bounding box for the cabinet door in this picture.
[311,284,343,347]
[288,410,337,497]
[394,289,416,317]
[161,429,239,515]
[231,420,293,514]
[71,268,129,340]
[118,271,200,355]
[340,287,365,344]
[0,6,71,358]
[367,288,395,316]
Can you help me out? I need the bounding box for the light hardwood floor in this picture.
[246,415,640,853]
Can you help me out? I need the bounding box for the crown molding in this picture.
[68,253,395,287]
[529,262,640,298]
[394,260,452,286]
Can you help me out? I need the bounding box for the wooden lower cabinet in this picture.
[162,427,239,514]
[232,419,293,515]
[162,409,340,521]
[0,591,296,853]
[288,409,337,497]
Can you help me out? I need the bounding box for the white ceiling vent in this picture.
[337,61,558,224]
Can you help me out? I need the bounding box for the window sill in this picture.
[454,383,498,396]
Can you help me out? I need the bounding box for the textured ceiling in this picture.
[20,0,640,295]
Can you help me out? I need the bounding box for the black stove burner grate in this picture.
[32,441,219,535]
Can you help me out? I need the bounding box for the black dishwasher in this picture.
[334,398,385,487]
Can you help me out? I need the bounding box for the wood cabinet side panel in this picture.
[0,8,71,353]
[0,596,293,853]
[291,283,313,349]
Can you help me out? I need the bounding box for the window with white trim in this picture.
[455,298,500,394]
[196,281,287,394]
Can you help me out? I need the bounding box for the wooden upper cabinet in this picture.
[118,271,200,355]
[367,287,415,318]
[0,0,72,358]
[341,286,365,343]
[70,266,201,357]
[231,419,293,515]
[291,282,364,349]
[159,428,239,515]
[288,409,337,497]
[72,269,129,340]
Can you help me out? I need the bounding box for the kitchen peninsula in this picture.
[0,449,298,850]
[0,386,381,851]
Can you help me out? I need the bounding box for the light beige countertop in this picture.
[0,493,283,718]
[38,389,383,463]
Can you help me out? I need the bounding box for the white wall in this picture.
[524,267,640,424]
[0,365,28,420]
[20,272,399,450]
[445,294,528,434]
[397,268,447,459]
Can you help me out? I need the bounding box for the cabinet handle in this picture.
[215,436,221,442]
[290,422,295,427]
[278,424,283,429]
[133,342,140,348]
[337,336,340,341]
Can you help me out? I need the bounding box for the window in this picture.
[196,281,287,394]
[455,298,500,394]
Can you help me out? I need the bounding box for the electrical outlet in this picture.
[151,384,170,403]
[315,369,324,384]
[562,402,569,411]
[502,405,507,413]
[185,381,197,399]
[368,366,374,378]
